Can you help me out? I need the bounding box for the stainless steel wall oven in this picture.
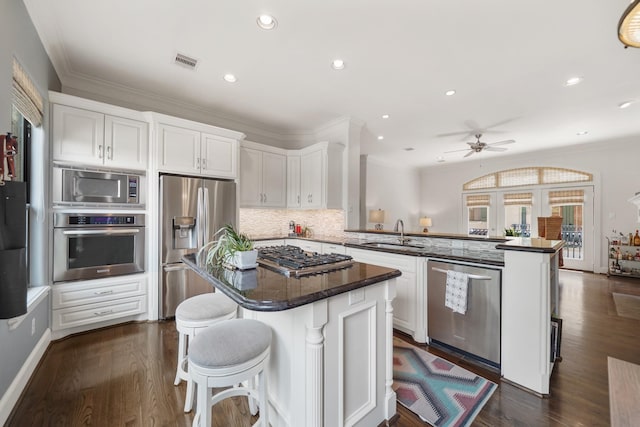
[53,213,145,283]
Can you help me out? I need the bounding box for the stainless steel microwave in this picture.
[52,167,143,206]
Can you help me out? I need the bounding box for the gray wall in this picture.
[0,0,60,400]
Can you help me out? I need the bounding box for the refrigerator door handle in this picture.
[163,263,189,272]
[203,187,210,243]
[197,186,204,248]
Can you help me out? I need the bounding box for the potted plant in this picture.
[201,224,257,270]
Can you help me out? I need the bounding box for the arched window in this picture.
[463,167,592,190]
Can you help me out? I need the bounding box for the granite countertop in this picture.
[252,234,504,266]
[182,253,401,312]
[343,229,509,243]
[495,237,564,253]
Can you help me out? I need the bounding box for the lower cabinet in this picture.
[286,239,322,253]
[346,247,420,338]
[253,239,285,248]
[321,242,347,255]
[51,274,147,336]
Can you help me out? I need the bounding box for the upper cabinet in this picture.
[288,142,344,210]
[52,103,148,171]
[239,141,287,208]
[155,117,242,179]
[286,155,301,208]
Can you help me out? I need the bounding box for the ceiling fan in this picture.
[445,134,515,158]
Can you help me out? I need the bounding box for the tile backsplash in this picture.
[239,209,345,238]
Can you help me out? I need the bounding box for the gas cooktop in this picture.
[257,245,354,277]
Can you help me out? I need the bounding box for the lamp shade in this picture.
[619,0,640,48]
[420,217,432,232]
[369,209,385,230]
[419,217,432,227]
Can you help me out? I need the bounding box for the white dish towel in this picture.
[445,270,469,314]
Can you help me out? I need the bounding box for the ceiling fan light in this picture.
[619,0,640,48]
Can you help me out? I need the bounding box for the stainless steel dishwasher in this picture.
[427,259,501,367]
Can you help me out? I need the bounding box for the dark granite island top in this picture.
[182,253,402,312]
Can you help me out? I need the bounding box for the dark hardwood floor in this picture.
[7,271,640,426]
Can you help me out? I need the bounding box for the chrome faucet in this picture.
[394,219,410,244]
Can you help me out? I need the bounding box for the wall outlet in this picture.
[31,318,35,336]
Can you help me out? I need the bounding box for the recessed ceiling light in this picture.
[382,114,390,119]
[377,135,384,140]
[564,76,583,86]
[331,59,345,70]
[257,14,277,30]
[576,130,588,136]
[223,73,237,83]
[437,156,445,163]
[445,90,456,96]
[404,147,414,151]
[619,100,635,109]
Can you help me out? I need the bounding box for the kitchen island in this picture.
[183,253,401,427]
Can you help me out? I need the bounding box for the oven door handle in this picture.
[431,267,492,281]
[61,228,141,236]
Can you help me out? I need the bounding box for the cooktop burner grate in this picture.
[257,245,353,277]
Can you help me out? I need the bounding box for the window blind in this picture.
[466,194,491,207]
[12,58,44,127]
[503,192,533,206]
[548,189,584,205]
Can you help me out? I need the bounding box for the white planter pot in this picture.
[231,249,258,270]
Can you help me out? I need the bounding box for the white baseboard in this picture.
[0,328,51,425]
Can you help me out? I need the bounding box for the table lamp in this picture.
[369,209,385,230]
[420,217,432,233]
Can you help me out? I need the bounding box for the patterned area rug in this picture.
[393,338,497,427]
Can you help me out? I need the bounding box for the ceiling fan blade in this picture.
[464,150,475,158]
[444,148,472,153]
[488,139,515,146]
[483,146,508,152]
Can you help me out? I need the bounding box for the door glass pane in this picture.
[468,207,489,236]
[68,235,135,268]
[504,205,531,237]
[551,205,583,260]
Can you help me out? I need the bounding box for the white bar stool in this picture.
[188,318,272,427]
[174,292,238,412]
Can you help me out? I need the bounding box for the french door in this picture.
[541,186,594,271]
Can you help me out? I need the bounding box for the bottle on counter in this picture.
[635,249,640,261]
[634,230,640,246]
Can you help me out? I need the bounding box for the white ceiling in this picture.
[24,0,640,168]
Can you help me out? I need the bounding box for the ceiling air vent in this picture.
[174,53,198,70]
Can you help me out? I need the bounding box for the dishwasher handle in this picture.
[431,267,492,281]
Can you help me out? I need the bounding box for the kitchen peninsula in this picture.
[183,253,401,427]
[251,231,562,396]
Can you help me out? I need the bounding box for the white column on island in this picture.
[384,278,397,419]
[306,299,328,427]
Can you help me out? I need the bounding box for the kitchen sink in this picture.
[360,242,426,252]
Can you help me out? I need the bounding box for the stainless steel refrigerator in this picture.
[159,174,236,318]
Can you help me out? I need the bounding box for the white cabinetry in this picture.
[286,239,322,253]
[51,274,147,338]
[239,141,286,208]
[287,142,344,209]
[347,247,419,337]
[321,242,346,255]
[253,239,285,248]
[157,122,239,178]
[286,155,301,207]
[51,102,148,171]
[501,248,559,395]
